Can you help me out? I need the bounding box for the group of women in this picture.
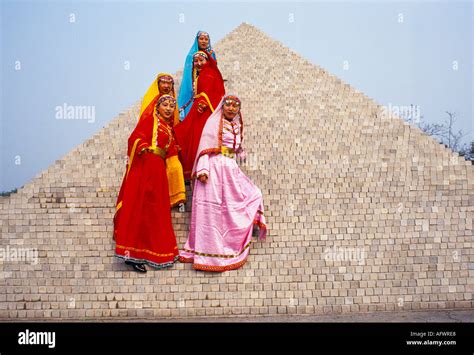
[113,31,267,273]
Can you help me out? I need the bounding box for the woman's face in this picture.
[198,34,209,50]
[158,80,172,94]
[193,56,207,70]
[223,100,240,120]
[157,99,176,120]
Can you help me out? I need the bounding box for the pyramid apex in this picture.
[231,22,261,33]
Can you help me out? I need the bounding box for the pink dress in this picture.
[179,118,266,272]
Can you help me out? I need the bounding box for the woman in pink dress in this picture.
[179,94,267,272]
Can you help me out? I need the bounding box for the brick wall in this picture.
[0,23,472,320]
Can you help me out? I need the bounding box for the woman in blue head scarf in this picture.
[178,31,217,120]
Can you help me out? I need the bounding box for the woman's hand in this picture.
[198,174,208,184]
[197,102,208,114]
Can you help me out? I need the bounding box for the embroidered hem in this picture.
[193,258,248,272]
[182,240,252,259]
[179,256,194,263]
[179,255,248,272]
[116,244,178,258]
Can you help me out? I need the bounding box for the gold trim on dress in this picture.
[127,138,141,178]
[183,240,252,259]
[221,146,236,158]
[146,146,166,159]
[178,255,249,272]
[116,244,178,258]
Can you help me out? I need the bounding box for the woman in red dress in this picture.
[174,51,225,180]
[115,73,185,212]
[113,95,180,272]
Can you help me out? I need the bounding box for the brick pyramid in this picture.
[1,23,473,320]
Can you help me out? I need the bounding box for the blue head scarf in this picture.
[177,31,217,120]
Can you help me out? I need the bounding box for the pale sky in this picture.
[1,0,472,191]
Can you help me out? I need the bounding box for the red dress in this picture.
[174,55,225,180]
[115,93,185,211]
[113,111,179,268]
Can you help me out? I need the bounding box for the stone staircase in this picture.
[0,23,472,320]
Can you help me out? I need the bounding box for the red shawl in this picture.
[173,54,225,180]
